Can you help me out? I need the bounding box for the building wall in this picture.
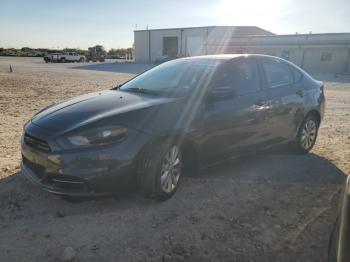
[241,47,305,67]
[149,29,182,62]
[250,47,349,74]
[302,48,349,73]
[134,27,350,74]
[134,31,150,63]
[135,28,209,62]
[136,26,273,62]
[181,28,208,56]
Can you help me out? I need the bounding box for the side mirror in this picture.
[208,86,236,99]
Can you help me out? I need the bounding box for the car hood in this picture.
[31,90,175,133]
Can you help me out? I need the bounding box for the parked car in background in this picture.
[44,52,85,63]
[43,53,62,63]
[86,45,106,62]
[329,175,350,262]
[21,54,325,201]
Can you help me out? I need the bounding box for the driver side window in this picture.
[212,59,260,95]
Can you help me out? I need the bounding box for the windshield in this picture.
[120,59,223,96]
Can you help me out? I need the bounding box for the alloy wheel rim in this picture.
[300,119,317,150]
[160,145,182,193]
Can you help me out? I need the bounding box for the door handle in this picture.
[296,90,304,97]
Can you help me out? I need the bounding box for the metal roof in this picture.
[135,26,350,39]
[135,26,275,36]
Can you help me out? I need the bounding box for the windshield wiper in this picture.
[111,84,123,90]
[122,87,161,96]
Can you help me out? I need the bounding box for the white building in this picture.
[134,26,350,74]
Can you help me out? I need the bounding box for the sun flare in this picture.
[213,0,287,27]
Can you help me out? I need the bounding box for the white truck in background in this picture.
[44,52,86,63]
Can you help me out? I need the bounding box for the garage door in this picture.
[163,37,178,56]
[187,37,204,56]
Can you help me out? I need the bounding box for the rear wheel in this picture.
[79,57,85,63]
[292,114,319,154]
[60,57,66,63]
[137,142,183,201]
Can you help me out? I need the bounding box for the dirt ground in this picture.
[0,57,349,262]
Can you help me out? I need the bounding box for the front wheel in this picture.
[137,142,183,201]
[292,114,319,154]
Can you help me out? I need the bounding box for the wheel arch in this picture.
[305,109,321,126]
[133,132,198,175]
[292,108,321,141]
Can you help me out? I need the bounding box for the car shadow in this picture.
[198,150,345,185]
[72,62,154,74]
[0,149,346,261]
[0,148,345,213]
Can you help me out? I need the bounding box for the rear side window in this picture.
[261,58,293,88]
[289,66,303,82]
[212,59,260,95]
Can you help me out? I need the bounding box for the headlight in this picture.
[57,126,128,149]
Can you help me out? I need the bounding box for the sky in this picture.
[0,0,349,50]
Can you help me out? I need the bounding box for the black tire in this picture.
[60,57,66,63]
[79,57,85,63]
[291,114,319,154]
[137,141,183,201]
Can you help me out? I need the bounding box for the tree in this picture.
[21,47,32,52]
[107,48,133,58]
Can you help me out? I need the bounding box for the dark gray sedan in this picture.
[21,54,325,200]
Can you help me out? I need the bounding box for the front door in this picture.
[199,57,270,164]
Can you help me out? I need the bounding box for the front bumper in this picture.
[21,160,100,197]
[21,123,150,197]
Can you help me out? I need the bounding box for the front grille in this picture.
[52,178,89,192]
[24,133,51,152]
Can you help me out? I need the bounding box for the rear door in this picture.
[199,57,270,164]
[257,57,305,142]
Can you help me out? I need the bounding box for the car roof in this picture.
[179,54,282,61]
[176,54,305,73]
